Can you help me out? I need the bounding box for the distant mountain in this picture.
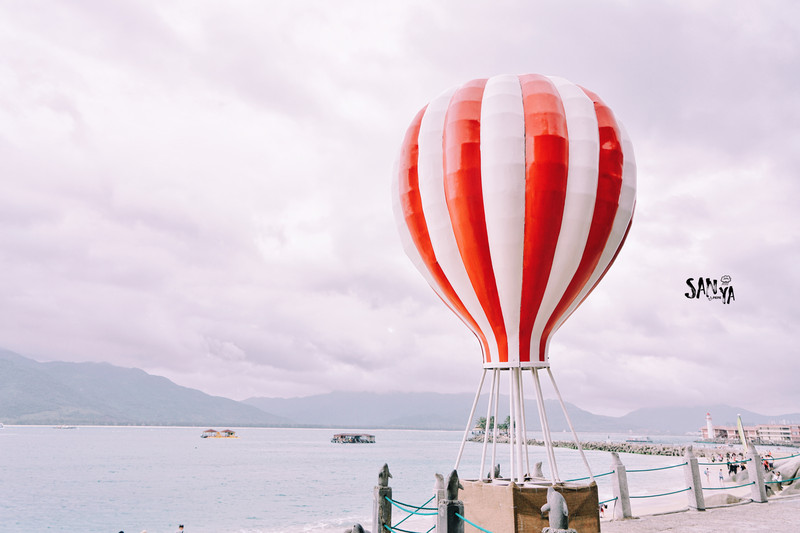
[241,392,640,431]
[0,349,287,426]
[3,348,798,432]
[243,394,800,434]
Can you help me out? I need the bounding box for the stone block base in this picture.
[460,480,599,533]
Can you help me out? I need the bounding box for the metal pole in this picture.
[455,369,487,470]
[508,369,515,481]
[531,367,559,482]
[479,368,498,480]
[512,368,525,482]
[546,367,593,482]
[490,369,500,479]
[518,369,531,478]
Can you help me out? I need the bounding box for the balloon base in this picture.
[483,361,550,369]
[459,479,599,533]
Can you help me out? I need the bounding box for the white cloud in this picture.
[0,1,797,417]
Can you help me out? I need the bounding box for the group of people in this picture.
[701,450,785,490]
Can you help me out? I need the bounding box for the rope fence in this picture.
[564,470,614,482]
[383,524,436,533]
[382,494,437,533]
[703,481,756,491]
[627,462,687,473]
[765,476,800,485]
[455,512,494,533]
[629,487,692,499]
[370,447,800,533]
[385,496,437,516]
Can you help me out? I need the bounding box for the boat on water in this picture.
[201,428,239,439]
[625,436,653,443]
[331,433,375,444]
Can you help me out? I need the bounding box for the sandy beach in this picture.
[601,494,800,532]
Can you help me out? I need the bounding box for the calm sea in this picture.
[0,426,703,533]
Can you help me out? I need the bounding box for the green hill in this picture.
[0,349,287,426]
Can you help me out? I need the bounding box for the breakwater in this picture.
[468,435,688,456]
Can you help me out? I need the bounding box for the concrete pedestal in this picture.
[460,480,600,533]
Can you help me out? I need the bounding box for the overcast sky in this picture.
[1,1,798,417]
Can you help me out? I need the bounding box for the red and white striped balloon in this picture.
[392,74,636,369]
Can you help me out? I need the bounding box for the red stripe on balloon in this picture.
[397,105,491,360]
[442,79,509,364]
[517,74,570,364]
[538,88,625,359]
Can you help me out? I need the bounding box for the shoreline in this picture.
[469,435,800,457]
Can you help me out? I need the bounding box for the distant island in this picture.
[2,348,799,432]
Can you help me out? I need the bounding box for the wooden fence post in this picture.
[373,464,392,533]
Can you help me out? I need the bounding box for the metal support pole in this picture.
[546,367,594,482]
[490,370,500,479]
[511,368,525,482]
[479,369,498,480]
[518,369,531,478]
[455,370,486,471]
[531,367,559,482]
[508,369,515,481]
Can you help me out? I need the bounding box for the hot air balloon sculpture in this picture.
[392,74,636,484]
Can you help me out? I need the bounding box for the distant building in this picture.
[701,414,800,444]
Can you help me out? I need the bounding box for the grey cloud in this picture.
[0,1,797,415]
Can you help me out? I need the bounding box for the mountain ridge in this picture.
[2,349,798,432]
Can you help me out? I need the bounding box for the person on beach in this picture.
[719,469,724,486]
[177,526,184,532]
[704,468,710,483]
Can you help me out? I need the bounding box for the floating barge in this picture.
[331,433,375,444]
[201,428,239,439]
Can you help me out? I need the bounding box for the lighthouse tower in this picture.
[706,412,714,439]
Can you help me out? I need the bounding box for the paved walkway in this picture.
[601,496,800,532]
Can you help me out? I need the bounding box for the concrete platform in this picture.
[460,479,600,533]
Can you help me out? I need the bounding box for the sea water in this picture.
[0,426,701,533]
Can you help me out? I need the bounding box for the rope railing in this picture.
[456,512,494,533]
[703,481,755,491]
[765,476,800,484]
[774,452,800,460]
[382,494,437,533]
[629,487,692,499]
[627,462,687,473]
[371,450,800,533]
[564,470,614,482]
[383,524,428,533]
[384,495,438,515]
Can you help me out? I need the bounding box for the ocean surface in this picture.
[0,426,724,533]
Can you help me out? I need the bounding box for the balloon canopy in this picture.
[392,74,636,369]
